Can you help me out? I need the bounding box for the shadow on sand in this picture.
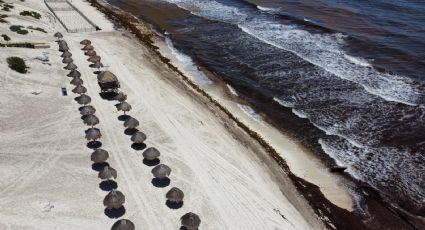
[87,141,102,149]
[166,200,183,209]
[104,206,126,219]
[143,158,160,167]
[131,143,147,151]
[99,92,118,101]
[99,180,118,191]
[118,114,130,121]
[151,178,170,188]
[92,162,110,171]
[124,128,138,135]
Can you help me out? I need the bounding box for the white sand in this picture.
[0,0,326,229]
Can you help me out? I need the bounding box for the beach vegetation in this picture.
[0,14,7,23]
[7,56,28,73]
[1,34,10,41]
[0,42,33,48]
[19,10,41,19]
[9,25,28,35]
[27,26,46,33]
[2,3,13,12]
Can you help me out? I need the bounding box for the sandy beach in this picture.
[0,0,327,229]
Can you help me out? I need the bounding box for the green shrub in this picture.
[10,25,23,32]
[7,56,28,73]
[19,10,41,19]
[28,26,46,33]
[16,29,28,35]
[1,34,10,41]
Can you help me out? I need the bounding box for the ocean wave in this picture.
[237,104,265,124]
[226,84,238,96]
[162,0,424,106]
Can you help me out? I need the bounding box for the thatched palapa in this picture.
[116,101,131,114]
[98,166,117,180]
[72,85,87,94]
[92,61,104,69]
[98,71,120,92]
[58,40,67,47]
[80,105,96,116]
[142,147,160,160]
[70,77,83,86]
[67,70,81,78]
[54,32,63,38]
[91,149,109,163]
[111,219,135,230]
[61,51,72,58]
[76,94,91,105]
[131,132,147,144]
[124,117,139,129]
[103,190,125,209]
[62,57,73,64]
[65,62,77,70]
[114,92,127,102]
[166,187,184,203]
[82,44,94,51]
[59,45,69,52]
[80,39,91,45]
[85,50,96,56]
[181,212,201,230]
[151,164,171,179]
[87,55,101,63]
[85,127,101,141]
[83,114,99,127]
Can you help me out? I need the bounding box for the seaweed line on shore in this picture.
[85,1,421,229]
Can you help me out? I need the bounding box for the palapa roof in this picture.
[54,32,63,38]
[85,50,96,56]
[103,190,125,209]
[76,94,91,105]
[83,114,99,126]
[181,212,201,230]
[111,219,135,230]
[166,187,184,203]
[114,92,127,102]
[131,131,147,144]
[85,127,101,141]
[142,147,160,160]
[59,46,69,52]
[61,51,72,58]
[62,57,73,64]
[98,71,118,83]
[80,105,96,116]
[151,164,171,179]
[70,77,83,86]
[98,166,117,180]
[92,61,104,69]
[91,148,109,163]
[87,55,101,63]
[67,70,81,78]
[72,85,87,94]
[65,62,77,70]
[116,101,131,112]
[58,40,67,46]
[82,44,94,51]
[124,117,139,129]
[80,39,91,45]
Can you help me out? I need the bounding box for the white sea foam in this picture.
[291,109,308,119]
[237,104,264,124]
[273,97,294,108]
[165,37,213,85]
[226,84,238,96]
[344,54,371,67]
[256,5,277,12]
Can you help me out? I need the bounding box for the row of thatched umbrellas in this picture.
[55,32,135,230]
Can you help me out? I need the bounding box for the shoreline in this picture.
[86,0,425,229]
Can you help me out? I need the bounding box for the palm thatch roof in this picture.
[59,45,69,52]
[166,187,184,203]
[131,132,147,144]
[61,51,72,58]
[80,105,96,116]
[70,77,83,86]
[87,55,101,63]
[98,71,118,83]
[116,102,131,113]
[85,50,96,56]
[80,39,91,45]
[83,114,99,127]
[124,117,139,129]
[92,61,104,69]
[65,62,77,70]
[181,212,201,230]
[111,219,135,230]
[98,166,117,180]
[67,70,81,78]
[54,32,63,38]
[72,85,87,94]
[103,190,125,209]
[85,127,101,141]
[76,94,91,105]
[91,148,109,163]
[58,40,67,47]
[62,57,73,64]
[151,164,171,179]
[114,92,127,102]
[142,147,160,160]
[82,44,94,51]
